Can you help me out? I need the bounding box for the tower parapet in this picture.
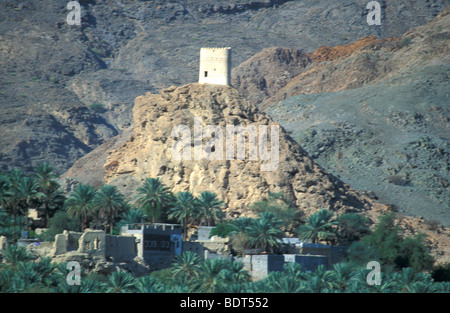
[198,47,231,86]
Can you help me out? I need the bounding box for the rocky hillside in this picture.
[0,0,447,174]
[1,0,448,259]
[98,83,374,218]
[61,82,450,264]
[257,8,449,225]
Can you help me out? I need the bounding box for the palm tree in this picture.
[34,163,58,190]
[122,207,147,224]
[39,188,65,228]
[246,212,284,254]
[34,163,65,227]
[135,275,165,293]
[29,257,59,287]
[229,217,256,255]
[407,281,437,293]
[13,262,42,292]
[330,262,357,292]
[116,207,148,232]
[283,262,307,281]
[230,217,255,234]
[65,184,96,231]
[93,185,128,234]
[355,267,396,293]
[0,244,32,270]
[303,265,334,293]
[268,273,305,293]
[105,271,136,293]
[0,268,15,292]
[55,278,105,293]
[6,176,43,241]
[195,258,228,293]
[0,175,14,236]
[171,251,202,283]
[196,191,225,226]
[206,259,251,292]
[8,168,25,187]
[435,282,450,293]
[0,175,10,204]
[168,191,197,240]
[0,207,15,238]
[250,192,303,233]
[221,260,250,284]
[15,175,43,213]
[393,267,432,292]
[135,178,173,223]
[297,208,338,244]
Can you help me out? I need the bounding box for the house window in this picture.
[204,71,208,77]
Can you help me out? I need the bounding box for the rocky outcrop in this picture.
[231,47,313,107]
[100,83,373,217]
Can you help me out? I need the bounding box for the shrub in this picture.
[400,37,411,47]
[90,102,105,112]
[40,210,79,241]
[396,234,434,271]
[337,213,371,242]
[432,263,450,282]
[347,213,434,271]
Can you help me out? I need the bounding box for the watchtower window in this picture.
[204,71,208,77]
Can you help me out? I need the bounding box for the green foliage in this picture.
[297,209,337,244]
[40,210,79,241]
[0,165,445,293]
[33,163,65,227]
[92,185,128,234]
[347,213,434,271]
[0,169,45,241]
[185,258,250,293]
[171,251,202,284]
[115,207,148,233]
[195,191,225,226]
[396,234,434,271]
[0,254,67,293]
[400,37,412,47]
[362,213,401,264]
[0,244,32,269]
[105,271,136,293]
[0,208,15,238]
[135,275,165,293]
[89,102,105,112]
[250,192,303,233]
[64,183,96,231]
[135,178,173,223]
[167,191,196,240]
[90,48,107,58]
[337,212,371,242]
[209,220,233,238]
[0,247,447,293]
[246,212,284,254]
[432,262,450,282]
[228,213,284,254]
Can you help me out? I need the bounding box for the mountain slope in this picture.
[260,7,450,225]
[61,82,450,264]
[0,0,447,174]
[98,83,374,218]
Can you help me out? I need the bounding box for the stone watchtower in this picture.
[198,47,231,86]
